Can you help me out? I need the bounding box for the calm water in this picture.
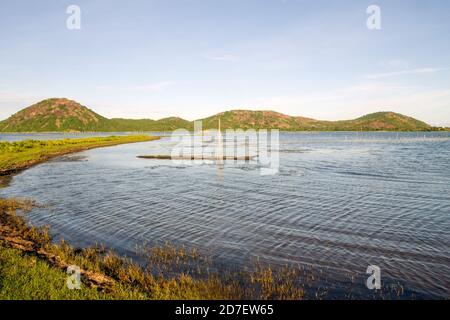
[1,132,449,298]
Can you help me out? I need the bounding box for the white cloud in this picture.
[379,59,410,70]
[204,53,239,62]
[364,68,446,79]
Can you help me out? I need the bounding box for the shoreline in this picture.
[0,135,160,176]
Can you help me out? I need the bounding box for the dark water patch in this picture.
[49,155,88,162]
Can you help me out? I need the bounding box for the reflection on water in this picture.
[1,132,449,298]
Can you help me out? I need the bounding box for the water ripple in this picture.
[1,132,449,298]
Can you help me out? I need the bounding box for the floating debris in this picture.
[137,155,256,161]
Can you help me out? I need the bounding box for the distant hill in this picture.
[0,98,110,132]
[0,98,438,132]
[199,110,433,131]
[0,98,192,132]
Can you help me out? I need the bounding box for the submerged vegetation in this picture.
[0,135,158,175]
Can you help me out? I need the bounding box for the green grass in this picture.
[0,245,152,300]
[0,246,112,300]
[0,199,149,300]
[0,135,159,174]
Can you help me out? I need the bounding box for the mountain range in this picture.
[0,98,442,132]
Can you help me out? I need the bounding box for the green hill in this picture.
[0,98,110,132]
[199,110,319,130]
[0,98,192,132]
[0,98,438,132]
[328,111,433,131]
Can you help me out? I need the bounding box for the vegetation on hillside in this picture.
[200,110,434,131]
[0,98,442,132]
[107,116,192,132]
[0,98,191,133]
[329,111,433,131]
[0,98,110,132]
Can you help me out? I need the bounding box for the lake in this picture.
[1,132,449,298]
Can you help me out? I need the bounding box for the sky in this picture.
[0,0,449,125]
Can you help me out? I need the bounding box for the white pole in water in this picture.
[217,117,223,161]
[216,117,224,181]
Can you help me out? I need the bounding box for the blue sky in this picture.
[1,0,449,125]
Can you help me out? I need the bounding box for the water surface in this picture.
[1,132,449,298]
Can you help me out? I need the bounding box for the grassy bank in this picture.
[0,198,305,300]
[0,135,159,175]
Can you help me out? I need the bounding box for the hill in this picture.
[0,98,110,132]
[0,98,192,132]
[0,98,437,132]
[200,110,319,130]
[199,110,433,131]
[328,111,432,131]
